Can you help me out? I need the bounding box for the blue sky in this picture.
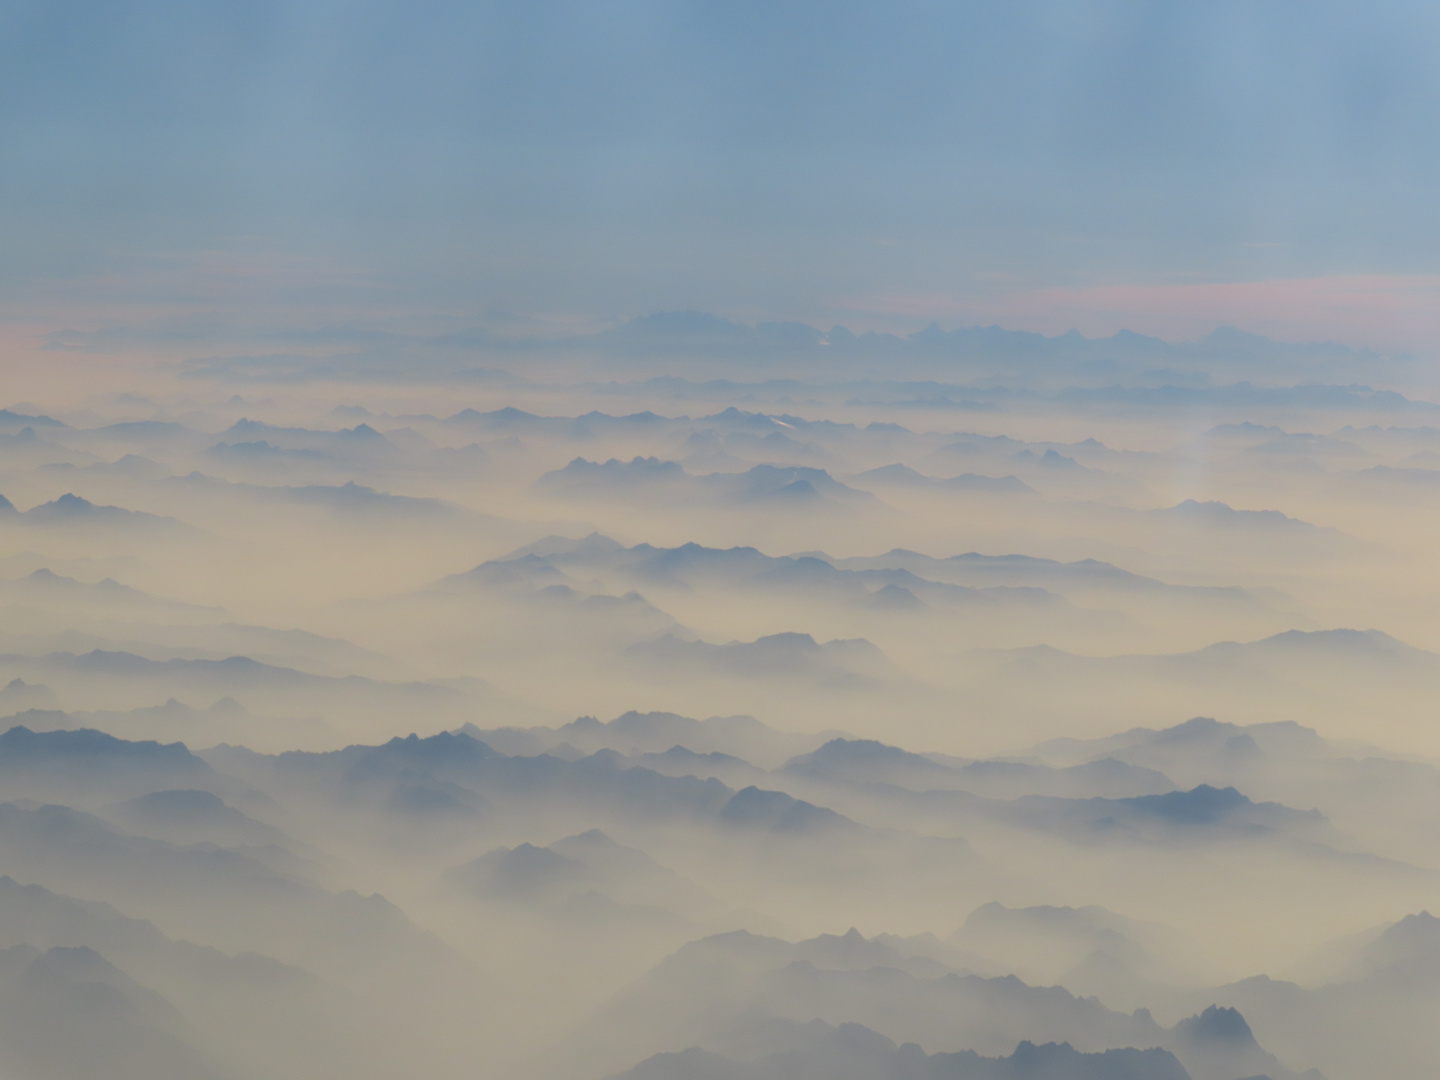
[2,1,1438,347]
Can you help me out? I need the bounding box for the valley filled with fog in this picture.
[0,318,1435,1079]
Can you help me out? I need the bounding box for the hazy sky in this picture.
[3,1,1439,347]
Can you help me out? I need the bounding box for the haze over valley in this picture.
[0,318,1430,1078]
[3,3,1439,1077]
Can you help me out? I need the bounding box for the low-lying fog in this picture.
[0,321,1434,1080]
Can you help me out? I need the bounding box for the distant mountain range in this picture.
[175,311,1427,400]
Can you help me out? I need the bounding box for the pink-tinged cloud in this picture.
[847,275,1440,354]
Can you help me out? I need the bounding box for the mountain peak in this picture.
[1174,1004,1260,1048]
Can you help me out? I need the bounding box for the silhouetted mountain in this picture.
[447,829,707,917]
[0,649,477,726]
[0,800,449,982]
[0,943,231,1080]
[205,730,862,840]
[849,464,1032,494]
[1170,1004,1321,1080]
[462,710,832,767]
[103,790,291,850]
[717,787,855,834]
[783,738,961,788]
[1322,910,1440,989]
[942,758,1175,800]
[536,459,875,507]
[538,456,688,492]
[623,632,896,688]
[218,419,399,458]
[953,629,1440,753]
[0,568,221,618]
[949,902,1185,1008]
[166,473,464,521]
[629,746,769,787]
[0,725,215,802]
[8,494,185,531]
[610,1021,1192,1080]
[561,312,1404,391]
[469,535,1061,618]
[1154,500,1321,532]
[593,926,1174,1068]
[0,677,59,711]
[443,407,671,440]
[0,876,403,1078]
[0,409,63,430]
[831,549,1218,597]
[995,784,1333,845]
